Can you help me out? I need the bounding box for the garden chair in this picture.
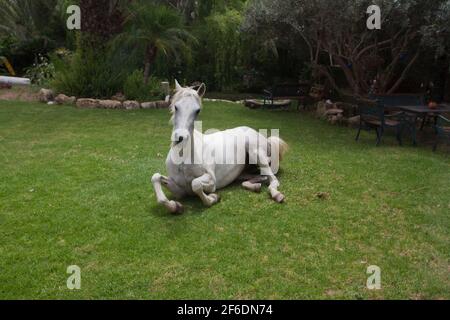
[433,115,450,152]
[370,94,430,132]
[355,99,406,146]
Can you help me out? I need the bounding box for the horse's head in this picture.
[170,80,206,146]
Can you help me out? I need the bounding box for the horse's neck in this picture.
[193,129,203,143]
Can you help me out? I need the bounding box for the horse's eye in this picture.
[196,109,201,115]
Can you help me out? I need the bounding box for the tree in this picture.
[115,2,195,84]
[244,0,450,95]
[79,0,126,48]
[0,0,68,48]
[0,0,73,72]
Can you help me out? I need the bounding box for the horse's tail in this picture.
[268,136,289,162]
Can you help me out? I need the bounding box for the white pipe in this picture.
[0,76,31,86]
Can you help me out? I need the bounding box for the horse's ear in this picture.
[174,79,182,91]
[197,83,206,98]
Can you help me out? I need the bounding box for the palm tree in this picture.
[0,0,67,44]
[116,2,196,84]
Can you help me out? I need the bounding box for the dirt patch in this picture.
[0,87,39,102]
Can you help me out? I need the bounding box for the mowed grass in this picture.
[0,100,448,300]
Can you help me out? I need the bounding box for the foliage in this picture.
[1,0,448,95]
[78,0,124,48]
[115,1,195,84]
[0,36,13,56]
[123,70,165,101]
[0,0,73,73]
[24,54,55,86]
[420,1,450,64]
[51,46,126,98]
[198,9,245,91]
[244,0,450,95]
[188,9,245,91]
[0,0,66,43]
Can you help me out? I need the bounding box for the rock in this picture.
[328,113,344,125]
[325,108,344,116]
[316,100,328,118]
[347,115,361,127]
[335,102,358,117]
[316,192,330,200]
[55,94,76,105]
[39,88,54,103]
[111,93,126,102]
[76,98,100,109]
[141,102,157,109]
[244,99,260,109]
[156,101,170,109]
[123,100,140,110]
[99,99,122,109]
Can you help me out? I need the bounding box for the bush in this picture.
[51,45,127,98]
[123,70,165,101]
[24,54,55,86]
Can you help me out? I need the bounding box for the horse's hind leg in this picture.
[192,174,220,207]
[151,173,184,214]
[241,175,268,193]
[251,148,285,203]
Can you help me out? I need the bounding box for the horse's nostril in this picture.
[178,136,184,142]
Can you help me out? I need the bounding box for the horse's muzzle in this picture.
[172,129,190,145]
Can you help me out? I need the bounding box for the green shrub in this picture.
[24,54,55,86]
[51,47,126,98]
[123,70,164,101]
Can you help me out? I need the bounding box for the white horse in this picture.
[151,80,288,214]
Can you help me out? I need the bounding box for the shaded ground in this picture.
[0,100,449,299]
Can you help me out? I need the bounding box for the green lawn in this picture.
[0,100,449,300]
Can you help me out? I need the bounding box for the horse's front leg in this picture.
[151,173,184,214]
[192,174,220,207]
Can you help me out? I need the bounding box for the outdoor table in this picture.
[395,104,450,115]
[394,104,450,130]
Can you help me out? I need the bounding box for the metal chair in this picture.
[356,99,405,146]
[433,115,450,152]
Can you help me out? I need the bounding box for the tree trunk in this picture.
[387,51,420,94]
[143,60,151,85]
[79,0,124,48]
[143,45,158,85]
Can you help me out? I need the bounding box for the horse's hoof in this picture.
[210,193,221,204]
[273,193,285,203]
[169,201,184,215]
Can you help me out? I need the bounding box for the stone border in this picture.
[39,89,170,110]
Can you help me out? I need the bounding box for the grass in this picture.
[0,100,449,300]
